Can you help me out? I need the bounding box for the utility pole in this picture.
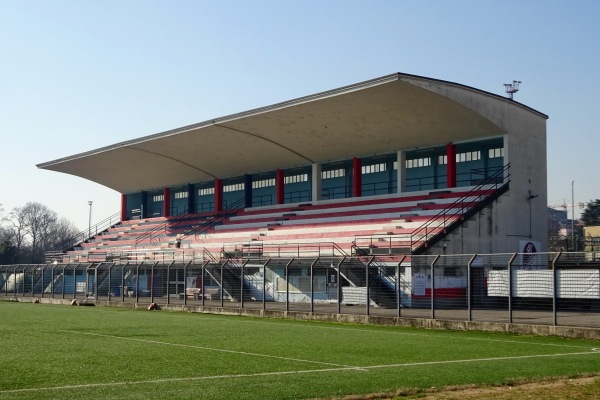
[571,181,575,251]
[88,200,93,239]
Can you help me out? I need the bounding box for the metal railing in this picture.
[135,208,190,247]
[45,211,121,256]
[4,251,600,329]
[354,165,510,256]
[409,164,510,253]
[221,241,349,259]
[135,197,246,248]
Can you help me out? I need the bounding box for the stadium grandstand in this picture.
[3,72,570,326]
[37,72,548,258]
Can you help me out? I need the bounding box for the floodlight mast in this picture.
[504,80,521,100]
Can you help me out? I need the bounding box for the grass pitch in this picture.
[1,301,599,399]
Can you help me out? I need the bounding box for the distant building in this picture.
[584,226,600,252]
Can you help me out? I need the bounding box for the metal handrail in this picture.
[135,208,190,247]
[409,164,510,253]
[185,197,246,243]
[45,211,121,255]
[352,164,510,256]
[222,241,349,259]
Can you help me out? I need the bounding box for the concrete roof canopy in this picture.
[37,73,547,194]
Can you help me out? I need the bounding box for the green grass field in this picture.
[1,301,599,400]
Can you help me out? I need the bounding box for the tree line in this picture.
[548,199,600,252]
[0,202,79,264]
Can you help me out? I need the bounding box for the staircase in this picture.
[353,164,511,256]
[44,212,121,261]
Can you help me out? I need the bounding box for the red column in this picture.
[163,188,171,217]
[276,169,284,205]
[214,179,223,212]
[120,194,127,222]
[353,157,362,197]
[447,143,457,188]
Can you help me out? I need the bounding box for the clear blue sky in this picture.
[1,1,599,230]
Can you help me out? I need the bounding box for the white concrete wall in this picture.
[405,77,548,253]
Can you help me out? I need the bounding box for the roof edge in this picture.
[37,72,547,169]
[396,72,549,119]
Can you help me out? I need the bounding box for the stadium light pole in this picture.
[571,181,575,251]
[88,201,93,238]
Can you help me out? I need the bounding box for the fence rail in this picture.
[3,251,600,328]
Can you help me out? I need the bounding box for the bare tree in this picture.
[0,225,17,264]
[1,202,82,263]
[21,202,57,263]
[5,207,28,261]
[45,217,80,250]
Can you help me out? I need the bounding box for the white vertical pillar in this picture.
[503,134,509,165]
[397,151,406,193]
[312,163,322,202]
[503,134,509,182]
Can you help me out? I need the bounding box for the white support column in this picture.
[397,151,406,193]
[312,163,322,202]
[503,134,509,164]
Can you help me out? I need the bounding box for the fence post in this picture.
[185,261,190,307]
[150,262,156,303]
[508,253,518,324]
[552,252,561,326]
[60,264,65,299]
[121,263,126,302]
[285,259,293,312]
[337,257,345,315]
[202,261,209,307]
[431,255,440,320]
[166,263,170,305]
[108,263,112,302]
[94,264,98,302]
[310,258,318,314]
[184,261,189,306]
[366,257,374,317]
[136,263,140,303]
[73,264,78,298]
[242,260,249,308]
[397,255,406,318]
[14,265,18,297]
[40,264,44,299]
[467,254,477,322]
[262,259,271,311]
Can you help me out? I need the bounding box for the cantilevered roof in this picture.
[37,73,547,194]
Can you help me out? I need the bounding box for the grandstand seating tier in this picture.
[64,187,483,262]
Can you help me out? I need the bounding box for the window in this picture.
[174,191,188,199]
[198,187,214,196]
[456,151,481,163]
[284,173,308,184]
[362,163,386,174]
[252,178,275,189]
[224,183,245,192]
[152,195,164,202]
[488,148,504,158]
[322,169,345,179]
[406,157,431,169]
[438,155,447,165]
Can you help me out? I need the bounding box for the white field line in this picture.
[58,329,365,371]
[2,349,599,395]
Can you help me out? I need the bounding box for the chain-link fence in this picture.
[2,252,600,328]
